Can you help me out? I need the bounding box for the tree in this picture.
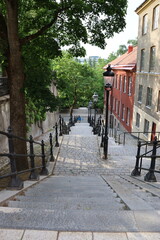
[52,52,96,113]
[116,44,127,56]
[0,0,127,170]
[127,39,138,46]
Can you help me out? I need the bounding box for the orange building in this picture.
[104,46,137,132]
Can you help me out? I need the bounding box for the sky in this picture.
[84,0,144,58]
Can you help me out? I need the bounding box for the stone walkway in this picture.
[0,113,160,239]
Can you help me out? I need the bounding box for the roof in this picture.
[135,0,149,12]
[103,46,137,71]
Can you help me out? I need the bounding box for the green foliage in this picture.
[23,37,60,127]
[127,39,138,46]
[52,52,104,109]
[105,38,138,63]
[0,0,128,126]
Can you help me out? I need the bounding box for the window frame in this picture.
[142,14,148,35]
[149,46,156,72]
[152,5,159,30]
[146,87,152,108]
[135,113,140,128]
[138,84,143,103]
[140,49,145,71]
[143,119,149,136]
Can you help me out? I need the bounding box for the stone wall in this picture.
[0,95,10,152]
[0,96,59,152]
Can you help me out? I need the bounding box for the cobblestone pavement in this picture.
[54,122,160,182]
[54,123,136,177]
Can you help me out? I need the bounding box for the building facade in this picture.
[104,46,137,133]
[132,0,160,141]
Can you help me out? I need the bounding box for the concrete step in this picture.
[0,207,159,232]
[14,195,119,203]
[102,176,160,211]
[7,198,124,210]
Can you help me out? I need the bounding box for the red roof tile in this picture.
[104,46,137,71]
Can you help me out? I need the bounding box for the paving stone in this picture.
[23,230,58,240]
[93,232,128,240]
[0,229,24,240]
[126,232,160,240]
[58,232,92,240]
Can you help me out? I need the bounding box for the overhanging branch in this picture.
[20,5,71,46]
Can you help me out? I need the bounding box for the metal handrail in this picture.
[131,136,160,182]
[0,123,62,190]
[116,131,160,145]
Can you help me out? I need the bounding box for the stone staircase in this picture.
[0,175,139,232]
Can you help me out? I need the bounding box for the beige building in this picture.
[132,0,160,141]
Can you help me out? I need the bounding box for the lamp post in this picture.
[88,101,92,124]
[103,65,114,159]
[92,93,98,134]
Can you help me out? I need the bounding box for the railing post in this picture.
[7,127,23,190]
[118,134,120,145]
[29,135,39,180]
[114,128,117,142]
[49,133,55,162]
[100,126,104,147]
[144,136,157,182]
[59,115,63,136]
[123,132,125,145]
[40,140,49,175]
[131,141,141,176]
[55,123,59,147]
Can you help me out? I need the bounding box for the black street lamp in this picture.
[88,101,92,124]
[103,65,114,159]
[92,93,98,134]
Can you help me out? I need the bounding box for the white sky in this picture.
[84,0,144,58]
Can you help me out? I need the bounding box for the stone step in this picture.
[102,176,158,211]
[7,198,124,210]
[0,207,159,232]
[14,195,119,203]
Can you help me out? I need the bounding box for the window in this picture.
[115,99,118,113]
[121,104,125,121]
[123,76,126,93]
[114,98,116,111]
[138,84,143,102]
[152,5,159,30]
[118,101,120,116]
[136,113,140,128]
[128,77,132,96]
[115,75,118,88]
[142,14,148,35]
[149,46,156,72]
[157,90,160,112]
[126,108,130,126]
[112,97,115,111]
[144,119,149,136]
[146,87,152,107]
[119,75,122,91]
[140,49,145,71]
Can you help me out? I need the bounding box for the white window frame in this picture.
[142,14,148,35]
[135,113,140,128]
[152,5,159,30]
[143,119,149,136]
[138,84,143,103]
[146,87,152,108]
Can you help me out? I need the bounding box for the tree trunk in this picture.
[6,0,28,171]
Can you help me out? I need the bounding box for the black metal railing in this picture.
[0,121,65,190]
[131,136,160,182]
[0,77,9,97]
[114,130,160,145]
